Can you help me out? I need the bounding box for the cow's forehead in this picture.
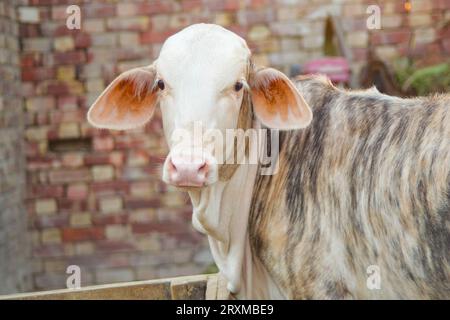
[156,24,251,86]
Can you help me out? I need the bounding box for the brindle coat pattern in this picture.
[249,75,450,299]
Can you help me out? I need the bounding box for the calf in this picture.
[88,24,450,299]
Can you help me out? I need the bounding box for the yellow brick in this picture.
[252,54,269,67]
[414,28,435,44]
[38,141,48,155]
[57,66,76,81]
[44,260,66,272]
[35,199,57,215]
[70,213,92,227]
[129,209,156,223]
[375,46,399,60]
[347,31,368,48]
[67,80,84,95]
[382,15,403,29]
[58,122,80,139]
[86,78,104,93]
[409,14,431,27]
[135,236,160,251]
[130,182,154,198]
[25,127,48,141]
[75,242,95,255]
[54,36,74,52]
[214,13,234,26]
[41,228,61,244]
[105,225,129,240]
[92,165,114,181]
[99,197,123,213]
[248,25,271,41]
[163,193,187,207]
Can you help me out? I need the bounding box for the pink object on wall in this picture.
[303,57,350,83]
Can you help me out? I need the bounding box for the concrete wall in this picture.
[0,0,31,294]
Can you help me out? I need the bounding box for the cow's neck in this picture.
[187,121,285,299]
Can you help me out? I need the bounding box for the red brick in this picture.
[139,1,174,14]
[95,240,135,252]
[67,183,88,200]
[33,214,69,229]
[57,96,78,111]
[21,53,42,68]
[22,67,55,82]
[27,155,59,170]
[92,213,129,226]
[33,244,65,258]
[20,24,41,38]
[48,169,91,184]
[248,0,269,9]
[58,197,89,212]
[62,227,105,242]
[91,181,129,194]
[93,136,114,152]
[84,3,116,18]
[45,82,70,96]
[372,30,412,45]
[29,185,64,198]
[181,0,202,10]
[84,154,111,166]
[140,30,176,44]
[109,152,125,167]
[74,33,91,48]
[125,198,161,210]
[207,0,240,11]
[53,51,86,65]
[131,222,186,234]
[434,0,450,10]
[51,5,68,20]
[51,25,75,37]
[443,38,450,54]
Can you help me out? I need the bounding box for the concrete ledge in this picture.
[0,273,230,300]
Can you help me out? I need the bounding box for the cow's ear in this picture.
[87,66,158,130]
[250,68,312,130]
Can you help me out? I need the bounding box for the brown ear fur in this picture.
[87,66,158,130]
[251,68,312,130]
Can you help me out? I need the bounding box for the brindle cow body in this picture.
[250,76,450,299]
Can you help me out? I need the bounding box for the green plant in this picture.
[394,58,450,96]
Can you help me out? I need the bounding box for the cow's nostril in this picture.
[169,158,177,172]
[198,162,208,174]
[167,154,211,187]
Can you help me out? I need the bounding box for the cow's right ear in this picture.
[87,66,158,130]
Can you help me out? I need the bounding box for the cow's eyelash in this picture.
[220,79,248,94]
[241,80,250,91]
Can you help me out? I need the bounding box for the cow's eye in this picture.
[157,79,165,90]
[234,81,243,92]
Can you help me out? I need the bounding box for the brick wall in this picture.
[0,0,31,294]
[1,0,449,292]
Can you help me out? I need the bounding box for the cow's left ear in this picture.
[250,68,312,130]
[87,65,158,130]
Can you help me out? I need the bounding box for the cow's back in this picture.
[249,76,450,299]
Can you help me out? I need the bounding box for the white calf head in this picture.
[88,24,312,188]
